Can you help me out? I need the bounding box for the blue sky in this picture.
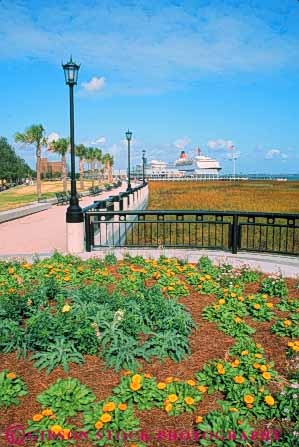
[1,0,299,174]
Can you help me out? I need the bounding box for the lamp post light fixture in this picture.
[62,56,83,224]
[125,129,132,192]
[142,149,146,184]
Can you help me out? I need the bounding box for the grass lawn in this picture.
[148,181,299,213]
[0,253,298,446]
[0,180,104,212]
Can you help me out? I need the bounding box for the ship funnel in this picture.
[180,150,187,159]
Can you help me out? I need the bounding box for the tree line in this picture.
[13,124,114,198]
[0,137,34,184]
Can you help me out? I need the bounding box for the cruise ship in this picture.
[133,148,222,178]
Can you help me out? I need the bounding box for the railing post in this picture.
[85,213,91,252]
[231,214,238,254]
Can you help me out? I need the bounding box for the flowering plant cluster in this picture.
[260,273,288,298]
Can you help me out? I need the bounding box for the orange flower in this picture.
[144,373,152,379]
[95,421,103,430]
[168,394,178,403]
[195,416,203,423]
[264,395,275,406]
[253,363,261,369]
[234,317,242,323]
[100,413,112,423]
[6,372,17,380]
[253,303,261,310]
[262,372,271,380]
[131,374,142,383]
[231,292,237,298]
[186,379,196,386]
[165,377,174,383]
[130,382,141,391]
[123,370,132,376]
[118,403,127,411]
[234,376,245,384]
[32,414,44,422]
[246,403,253,409]
[284,320,292,327]
[184,397,194,405]
[256,343,262,349]
[157,382,166,390]
[197,386,207,393]
[42,409,53,417]
[231,360,240,368]
[165,403,173,413]
[244,395,254,404]
[229,408,239,412]
[103,402,116,412]
[241,351,249,356]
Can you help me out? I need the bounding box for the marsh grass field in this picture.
[147,180,299,213]
[125,181,299,253]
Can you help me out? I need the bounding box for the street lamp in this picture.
[125,129,132,192]
[62,56,83,224]
[142,150,146,184]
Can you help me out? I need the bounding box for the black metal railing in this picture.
[84,209,299,255]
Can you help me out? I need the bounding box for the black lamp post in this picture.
[125,129,132,192]
[62,56,83,223]
[142,149,146,184]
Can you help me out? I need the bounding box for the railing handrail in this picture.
[85,209,299,219]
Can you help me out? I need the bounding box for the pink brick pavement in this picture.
[0,185,127,256]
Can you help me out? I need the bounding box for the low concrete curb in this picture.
[0,203,52,224]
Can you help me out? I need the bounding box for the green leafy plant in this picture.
[37,378,96,417]
[0,370,28,407]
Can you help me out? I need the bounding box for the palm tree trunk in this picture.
[80,158,84,190]
[97,162,101,185]
[62,154,67,192]
[107,161,112,183]
[36,144,42,198]
[92,160,95,188]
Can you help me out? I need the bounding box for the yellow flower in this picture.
[157,382,166,390]
[205,274,211,280]
[219,299,226,305]
[168,394,178,403]
[103,402,116,412]
[8,267,15,274]
[195,416,203,423]
[229,408,239,412]
[231,292,237,298]
[234,317,242,323]
[262,372,271,380]
[238,296,244,302]
[186,379,196,386]
[32,414,44,422]
[184,397,194,405]
[50,425,63,434]
[6,372,17,380]
[62,429,71,440]
[256,343,262,349]
[62,304,71,313]
[131,374,142,383]
[253,303,261,310]
[264,395,275,406]
[260,365,267,372]
[200,277,206,282]
[266,303,273,308]
[197,385,207,393]
[63,276,71,282]
[255,353,262,359]
[244,395,254,404]
[95,421,103,430]
[241,351,249,356]
[284,320,292,327]
[217,368,225,375]
[118,403,127,411]
[100,413,112,423]
[288,342,295,347]
[234,376,245,384]
[261,294,268,299]
[165,403,172,413]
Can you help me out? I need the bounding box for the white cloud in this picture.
[265,149,288,159]
[81,77,106,93]
[174,137,191,150]
[207,139,234,150]
[47,132,60,143]
[92,136,107,145]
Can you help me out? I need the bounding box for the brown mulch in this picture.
[0,274,298,447]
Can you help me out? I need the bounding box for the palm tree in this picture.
[94,148,102,185]
[75,144,87,190]
[85,147,97,188]
[15,124,47,198]
[102,153,114,183]
[48,138,69,192]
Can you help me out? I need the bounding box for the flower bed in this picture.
[0,253,298,446]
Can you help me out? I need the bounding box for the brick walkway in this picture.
[0,185,127,256]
